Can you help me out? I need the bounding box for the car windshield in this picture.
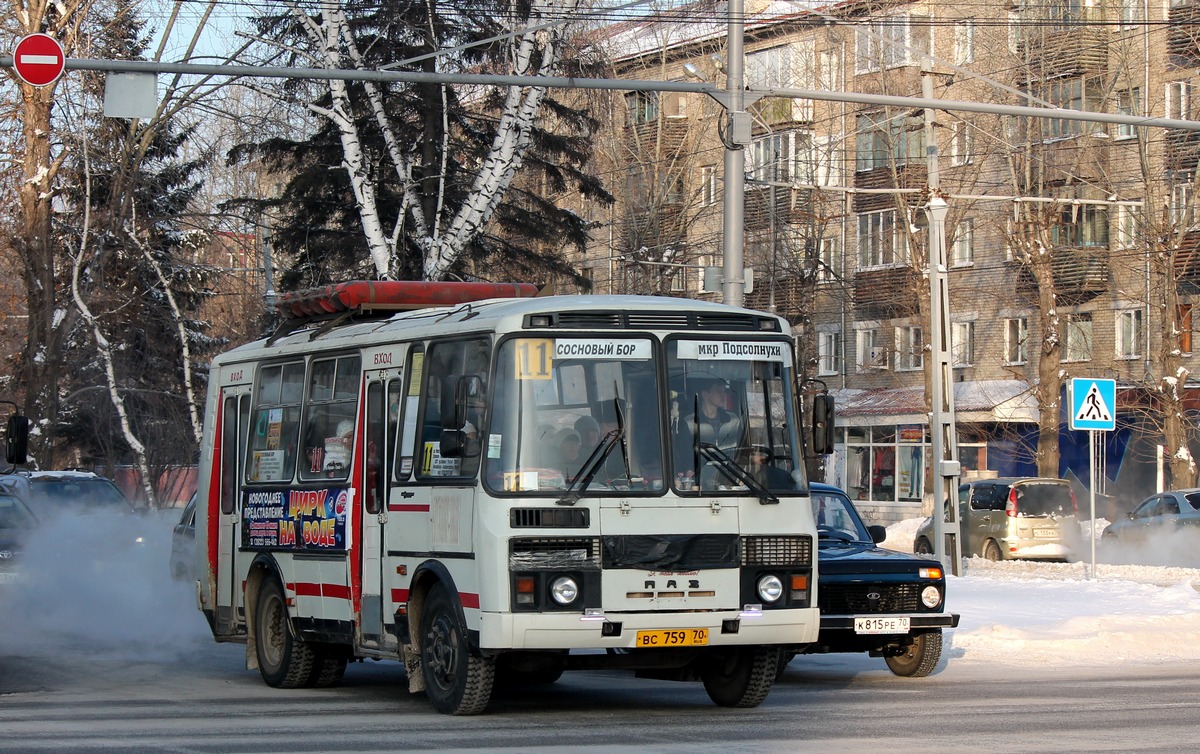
[811,490,871,542]
[1012,482,1074,516]
[0,495,36,529]
[29,478,131,513]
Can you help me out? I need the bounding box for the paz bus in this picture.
[194,281,823,715]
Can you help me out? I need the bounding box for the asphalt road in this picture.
[1,637,1196,753]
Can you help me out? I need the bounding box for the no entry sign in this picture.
[12,33,66,87]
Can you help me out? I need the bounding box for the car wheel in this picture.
[701,646,780,708]
[420,583,495,715]
[885,630,942,677]
[913,537,933,555]
[255,577,317,688]
[982,539,1003,561]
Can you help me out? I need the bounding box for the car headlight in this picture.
[549,576,579,605]
[756,574,784,603]
[921,585,942,609]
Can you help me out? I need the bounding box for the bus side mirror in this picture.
[6,414,29,465]
[811,394,835,456]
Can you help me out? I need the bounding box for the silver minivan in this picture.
[915,477,1082,561]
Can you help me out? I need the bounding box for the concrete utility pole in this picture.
[720,0,749,308]
[921,66,963,575]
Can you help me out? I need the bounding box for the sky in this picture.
[3,510,1200,672]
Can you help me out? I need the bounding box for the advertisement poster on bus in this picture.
[241,487,350,551]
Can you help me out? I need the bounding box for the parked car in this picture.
[1100,489,1200,562]
[914,477,1081,562]
[0,492,39,587]
[0,470,134,517]
[170,493,197,581]
[783,483,959,678]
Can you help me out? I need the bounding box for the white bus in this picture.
[194,281,821,714]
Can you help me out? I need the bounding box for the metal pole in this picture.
[1089,429,1097,580]
[721,0,747,307]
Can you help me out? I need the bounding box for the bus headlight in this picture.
[756,574,784,603]
[550,576,579,605]
[921,585,942,608]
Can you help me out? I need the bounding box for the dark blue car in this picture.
[783,483,960,677]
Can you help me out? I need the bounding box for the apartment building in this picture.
[583,0,1200,521]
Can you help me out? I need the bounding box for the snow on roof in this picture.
[832,380,1037,422]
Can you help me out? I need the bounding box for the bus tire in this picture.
[310,648,348,688]
[701,646,780,708]
[255,577,317,689]
[419,583,495,715]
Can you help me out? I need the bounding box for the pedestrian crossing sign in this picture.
[1069,378,1116,431]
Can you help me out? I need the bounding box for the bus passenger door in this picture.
[216,388,251,635]
[360,368,402,649]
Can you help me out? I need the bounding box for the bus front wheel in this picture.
[701,646,780,708]
[419,583,495,715]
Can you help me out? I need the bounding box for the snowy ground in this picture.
[883,517,1200,669]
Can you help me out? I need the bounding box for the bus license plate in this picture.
[854,616,910,635]
[635,628,709,648]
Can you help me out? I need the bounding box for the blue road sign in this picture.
[1069,378,1116,432]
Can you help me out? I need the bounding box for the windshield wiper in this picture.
[696,442,779,505]
[817,525,859,543]
[556,398,629,506]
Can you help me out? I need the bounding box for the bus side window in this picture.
[417,339,489,479]
[300,354,362,481]
[247,362,303,484]
[396,348,423,481]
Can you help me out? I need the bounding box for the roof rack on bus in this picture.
[267,280,541,343]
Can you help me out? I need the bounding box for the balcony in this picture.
[1166,129,1200,173]
[852,164,927,213]
[1174,231,1200,294]
[1168,3,1200,68]
[1016,247,1109,305]
[1013,25,1110,78]
[853,266,920,319]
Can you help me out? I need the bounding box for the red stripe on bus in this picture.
[391,588,478,610]
[290,582,352,600]
[389,504,430,512]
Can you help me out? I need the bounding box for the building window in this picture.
[1117,205,1140,248]
[856,328,887,372]
[856,112,925,171]
[1119,0,1144,28]
[950,121,973,166]
[896,325,923,371]
[671,266,688,292]
[1064,313,1093,362]
[700,165,718,207]
[1167,81,1193,121]
[750,130,814,183]
[1171,180,1196,228]
[954,19,975,65]
[951,219,974,266]
[857,210,909,268]
[1116,309,1143,359]
[855,14,931,74]
[1005,317,1028,365]
[1052,203,1108,247]
[952,322,975,367]
[1181,304,1194,355]
[817,235,839,283]
[746,45,793,88]
[625,91,658,126]
[1116,88,1141,139]
[818,330,842,376]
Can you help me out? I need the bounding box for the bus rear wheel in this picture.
[701,646,780,708]
[255,577,317,689]
[419,583,495,715]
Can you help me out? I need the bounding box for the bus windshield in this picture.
[484,336,662,494]
[666,338,803,493]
